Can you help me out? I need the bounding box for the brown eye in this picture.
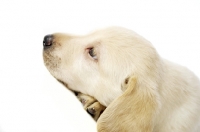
[88,48,97,60]
[125,78,129,84]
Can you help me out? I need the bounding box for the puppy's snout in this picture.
[43,35,53,48]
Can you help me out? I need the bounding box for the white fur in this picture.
[43,27,200,132]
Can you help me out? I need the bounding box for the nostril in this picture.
[43,34,53,47]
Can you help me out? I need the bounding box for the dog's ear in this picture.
[97,75,158,132]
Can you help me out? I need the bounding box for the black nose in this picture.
[43,35,53,48]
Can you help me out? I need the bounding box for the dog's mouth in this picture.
[57,79,68,88]
[43,51,61,70]
[57,79,80,94]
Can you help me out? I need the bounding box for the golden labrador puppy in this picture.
[43,27,200,132]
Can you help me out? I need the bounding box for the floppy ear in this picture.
[97,75,158,132]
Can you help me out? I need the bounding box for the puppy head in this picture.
[43,27,160,106]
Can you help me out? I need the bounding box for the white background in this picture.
[0,0,200,132]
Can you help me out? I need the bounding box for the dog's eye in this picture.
[88,48,97,60]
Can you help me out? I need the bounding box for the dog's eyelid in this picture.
[88,47,98,60]
[125,78,129,84]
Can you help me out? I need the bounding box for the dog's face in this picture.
[43,27,158,106]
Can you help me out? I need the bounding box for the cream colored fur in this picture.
[43,27,200,132]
